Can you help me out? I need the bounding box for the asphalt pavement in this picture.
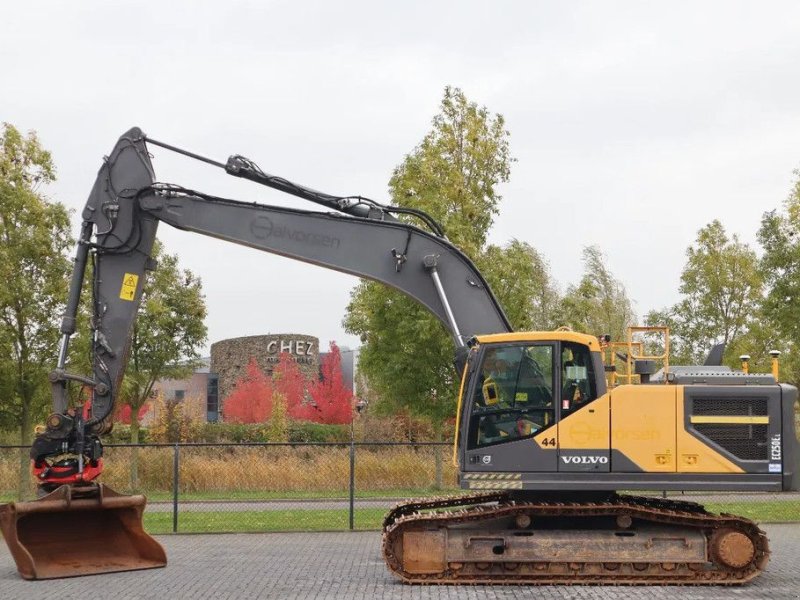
[1,524,798,599]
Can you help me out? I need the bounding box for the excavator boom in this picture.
[59,128,511,430]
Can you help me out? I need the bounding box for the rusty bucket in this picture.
[0,484,166,579]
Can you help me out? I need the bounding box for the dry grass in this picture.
[0,450,25,496]
[0,445,456,497]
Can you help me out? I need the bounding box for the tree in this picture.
[558,246,635,341]
[477,240,560,331]
[115,402,151,425]
[0,124,72,498]
[273,352,306,420]
[643,307,692,365]
[724,317,791,377]
[304,342,354,425]
[344,87,522,434]
[758,171,800,383]
[148,393,194,443]
[648,220,762,365]
[388,86,513,257]
[222,358,273,423]
[117,240,207,488]
[120,240,207,444]
[269,353,304,442]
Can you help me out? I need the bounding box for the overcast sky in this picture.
[3,1,800,354]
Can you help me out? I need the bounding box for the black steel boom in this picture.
[52,127,511,433]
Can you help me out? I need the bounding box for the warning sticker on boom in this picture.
[119,273,139,301]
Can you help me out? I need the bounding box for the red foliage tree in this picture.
[305,342,354,425]
[223,358,273,423]
[116,402,151,425]
[271,352,309,419]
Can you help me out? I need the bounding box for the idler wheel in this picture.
[710,529,755,569]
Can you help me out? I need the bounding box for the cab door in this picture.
[554,342,611,473]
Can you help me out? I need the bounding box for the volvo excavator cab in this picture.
[456,332,607,478]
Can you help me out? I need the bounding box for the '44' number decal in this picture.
[541,437,557,447]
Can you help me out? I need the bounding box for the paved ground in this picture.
[1,525,798,599]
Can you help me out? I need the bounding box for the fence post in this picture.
[349,440,356,531]
[172,443,180,533]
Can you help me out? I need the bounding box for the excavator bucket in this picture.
[0,484,166,579]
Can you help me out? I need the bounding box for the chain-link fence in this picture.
[1,442,797,534]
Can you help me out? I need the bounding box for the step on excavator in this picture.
[1,128,797,582]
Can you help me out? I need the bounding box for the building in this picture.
[149,333,356,423]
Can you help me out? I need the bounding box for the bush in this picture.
[102,415,450,445]
[0,429,22,445]
[289,421,350,443]
[107,424,151,444]
[354,411,455,442]
[167,421,352,444]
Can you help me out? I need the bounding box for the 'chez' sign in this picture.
[265,338,314,365]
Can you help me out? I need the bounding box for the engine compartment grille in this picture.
[692,396,768,416]
[693,424,768,461]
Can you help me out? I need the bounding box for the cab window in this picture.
[560,342,597,415]
[468,344,555,449]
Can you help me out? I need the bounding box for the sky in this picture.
[3,1,800,354]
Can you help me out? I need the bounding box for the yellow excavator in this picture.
[1,129,797,583]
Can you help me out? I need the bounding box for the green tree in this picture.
[724,317,791,377]
[388,85,513,258]
[0,123,72,498]
[558,246,635,341]
[649,220,762,365]
[118,241,207,488]
[345,88,556,455]
[643,307,691,365]
[477,240,561,331]
[758,171,800,383]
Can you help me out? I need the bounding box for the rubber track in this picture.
[381,492,769,585]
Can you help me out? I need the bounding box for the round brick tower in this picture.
[210,334,320,403]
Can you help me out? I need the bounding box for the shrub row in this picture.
[106,420,352,444]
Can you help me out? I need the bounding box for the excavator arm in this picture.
[39,127,511,480]
[0,126,511,580]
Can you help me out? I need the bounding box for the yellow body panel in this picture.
[676,386,744,473]
[452,359,471,466]
[557,394,610,450]
[476,331,601,352]
[610,385,676,472]
[455,333,751,476]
